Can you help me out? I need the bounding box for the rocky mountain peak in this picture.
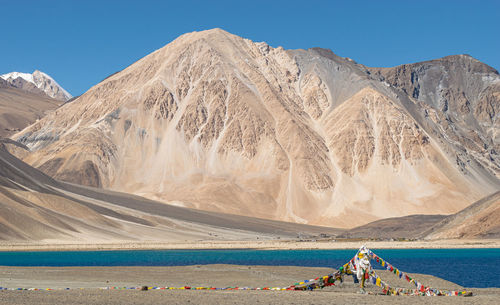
[437,54,499,74]
[0,70,72,101]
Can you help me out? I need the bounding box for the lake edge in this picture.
[1,238,499,252]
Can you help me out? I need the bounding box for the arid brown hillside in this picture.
[338,214,447,239]
[423,191,500,239]
[0,139,338,242]
[0,79,62,137]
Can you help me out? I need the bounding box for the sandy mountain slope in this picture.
[0,79,62,137]
[330,191,498,240]
[422,191,500,239]
[1,70,72,101]
[13,29,500,228]
[337,214,447,239]
[0,139,339,242]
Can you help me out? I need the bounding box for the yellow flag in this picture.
[376,278,381,287]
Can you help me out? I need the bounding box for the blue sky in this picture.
[1,0,499,96]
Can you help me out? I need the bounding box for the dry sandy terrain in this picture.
[0,265,497,305]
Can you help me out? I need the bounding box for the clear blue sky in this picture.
[1,0,499,96]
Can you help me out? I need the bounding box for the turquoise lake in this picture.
[1,248,498,288]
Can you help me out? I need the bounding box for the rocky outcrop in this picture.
[13,29,500,228]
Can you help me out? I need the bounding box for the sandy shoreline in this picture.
[0,265,498,305]
[0,238,499,252]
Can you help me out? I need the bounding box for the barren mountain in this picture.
[1,70,72,101]
[0,80,62,137]
[13,29,500,228]
[318,191,499,240]
[338,214,447,240]
[366,55,500,180]
[0,139,338,242]
[423,191,500,239]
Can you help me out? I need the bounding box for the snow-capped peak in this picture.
[0,70,72,101]
[1,71,34,84]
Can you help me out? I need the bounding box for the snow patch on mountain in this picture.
[1,72,34,83]
[1,70,72,101]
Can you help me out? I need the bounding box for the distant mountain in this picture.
[0,78,9,89]
[13,29,500,228]
[0,80,62,137]
[1,70,72,101]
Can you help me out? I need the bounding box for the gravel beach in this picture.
[1,265,498,305]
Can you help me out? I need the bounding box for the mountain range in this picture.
[11,29,499,229]
[0,29,496,241]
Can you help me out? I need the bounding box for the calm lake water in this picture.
[1,248,498,288]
